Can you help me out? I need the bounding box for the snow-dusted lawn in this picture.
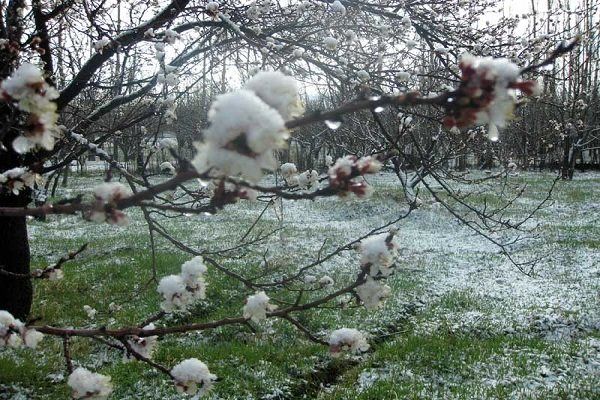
[1,171,598,399]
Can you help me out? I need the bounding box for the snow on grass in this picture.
[1,171,598,398]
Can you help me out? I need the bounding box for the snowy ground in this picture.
[1,171,598,399]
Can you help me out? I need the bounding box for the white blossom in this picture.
[244,71,303,120]
[206,1,219,13]
[47,268,64,281]
[452,54,541,138]
[180,256,207,301]
[280,162,298,183]
[157,275,190,312]
[331,0,346,15]
[296,170,319,189]
[171,358,216,396]
[356,70,370,82]
[356,156,382,174]
[127,323,158,360]
[319,275,334,287]
[0,310,24,348]
[292,47,305,58]
[164,29,179,44]
[323,36,339,51]
[328,328,369,356]
[0,167,41,195]
[89,182,131,225]
[67,368,113,400]
[359,233,398,277]
[83,305,97,319]
[356,277,391,310]
[93,182,131,203]
[157,256,209,312]
[238,187,258,201]
[93,38,110,53]
[192,89,288,182]
[243,291,275,322]
[344,30,357,43]
[23,328,44,349]
[396,71,411,81]
[159,161,176,174]
[0,63,60,153]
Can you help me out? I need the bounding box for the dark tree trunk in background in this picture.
[0,102,33,319]
[561,135,573,180]
[0,191,33,321]
[0,61,34,319]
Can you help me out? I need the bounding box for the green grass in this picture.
[1,171,599,399]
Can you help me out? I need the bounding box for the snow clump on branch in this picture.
[0,63,60,153]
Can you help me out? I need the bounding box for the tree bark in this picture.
[0,191,32,321]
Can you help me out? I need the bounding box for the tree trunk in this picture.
[561,135,573,180]
[0,191,33,321]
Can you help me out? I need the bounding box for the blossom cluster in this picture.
[242,290,276,322]
[31,264,64,280]
[443,54,540,141]
[0,63,60,153]
[192,71,302,182]
[67,367,113,400]
[0,310,44,349]
[157,256,208,312]
[126,323,158,360]
[171,358,217,396]
[202,179,258,210]
[327,155,382,197]
[328,328,369,357]
[359,233,399,278]
[0,167,41,195]
[279,162,319,189]
[302,274,335,287]
[354,232,399,310]
[70,131,110,159]
[87,182,132,225]
[355,277,391,311]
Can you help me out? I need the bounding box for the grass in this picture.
[1,171,599,399]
